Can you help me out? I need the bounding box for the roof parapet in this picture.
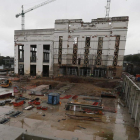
[55,19,83,24]
[92,16,129,23]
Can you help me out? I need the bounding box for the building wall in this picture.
[14,16,129,77]
[53,17,129,77]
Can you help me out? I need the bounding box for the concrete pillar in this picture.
[129,86,135,114]
[131,88,137,118]
[36,44,43,76]
[78,66,80,76]
[14,45,18,74]
[136,96,140,140]
[134,93,140,128]
[24,44,30,75]
[49,42,54,77]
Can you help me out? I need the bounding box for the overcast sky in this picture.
[0,0,139,56]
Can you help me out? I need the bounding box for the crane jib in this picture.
[15,0,56,30]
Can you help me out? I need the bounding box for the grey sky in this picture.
[0,0,139,56]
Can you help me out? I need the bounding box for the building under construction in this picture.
[14,16,129,77]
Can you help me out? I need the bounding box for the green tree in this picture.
[132,55,140,62]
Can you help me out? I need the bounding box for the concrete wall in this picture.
[14,16,128,77]
[14,29,54,76]
[53,17,128,67]
[122,75,140,139]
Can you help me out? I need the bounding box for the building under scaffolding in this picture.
[14,16,129,78]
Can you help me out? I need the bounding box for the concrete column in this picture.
[128,86,132,113]
[126,84,130,107]
[131,90,138,119]
[24,44,30,75]
[14,45,18,74]
[129,86,136,114]
[134,93,140,128]
[49,42,54,77]
[124,78,129,104]
[37,44,43,76]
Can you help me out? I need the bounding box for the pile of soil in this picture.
[54,76,107,83]
[94,81,118,89]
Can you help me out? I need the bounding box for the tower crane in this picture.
[16,0,56,30]
[105,0,111,18]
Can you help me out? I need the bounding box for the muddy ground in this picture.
[0,76,139,140]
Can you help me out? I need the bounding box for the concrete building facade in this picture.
[14,16,129,77]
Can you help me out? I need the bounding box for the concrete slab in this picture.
[0,124,25,140]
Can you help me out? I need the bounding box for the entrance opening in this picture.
[80,67,91,76]
[59,67,66,75]
[18,64,24,75]
[68,67,78,76]
[43,65,49,77]
[30,65,36,76]
[94,68,106,77]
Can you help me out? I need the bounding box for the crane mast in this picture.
[16,0,56,30]
[105,0,111,18]
[21,5,25,30]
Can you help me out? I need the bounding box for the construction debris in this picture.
[0,118,10,124]
[60,95,72,99]
[29,85,50,96]
[10,111,22,118]
[65,102,103,112]
[0,92,12,98]
[13,101,24,107]
[25,105,34,110]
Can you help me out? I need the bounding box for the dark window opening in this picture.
[94,68,106,77]
[43,65,49,77]
[18,45,24,62]
[78,58,81,65]
[30,65,36,76]
[59,67,66,75]
[30,45,37,62]
[68,67,78,75]
[80,67,91,76]
[72,37,78,65]
[18,64,24,75]
[43,45,50,63]
[43,45,50,50]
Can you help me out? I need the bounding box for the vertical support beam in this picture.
[37,44,43,76]
[131,90,138,119]
[49,42,54,77]
[72,37,78,65]
[24,44,30,75]
[129,86,136,114]
[14,44,19,74]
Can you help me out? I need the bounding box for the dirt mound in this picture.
[54,76,106,83]
[94,81,118,89]
[66,83,112,97]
